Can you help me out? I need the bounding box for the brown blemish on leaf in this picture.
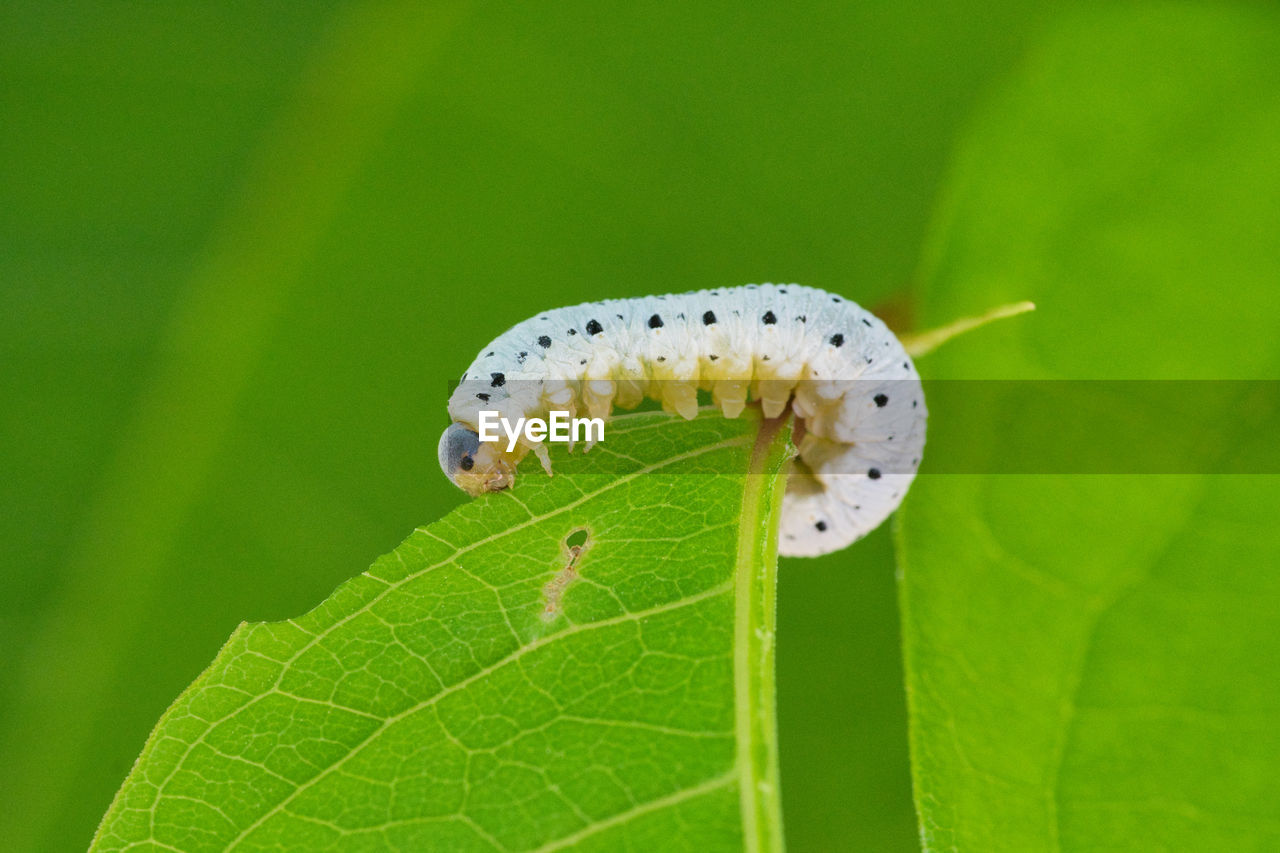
[542,527,591,620]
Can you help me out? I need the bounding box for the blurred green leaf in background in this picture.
[901,4,1280,850]
[5,0,1278,851]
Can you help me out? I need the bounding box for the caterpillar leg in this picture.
[757,377,795,419]
[712,379,748,419]
[531,441,554,476]
[660,381,699,420]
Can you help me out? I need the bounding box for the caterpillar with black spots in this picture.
[438,283,926,557]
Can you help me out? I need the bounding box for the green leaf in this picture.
[900,5,1280,851]
[92,411,791,852]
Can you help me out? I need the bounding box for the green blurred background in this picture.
[0,1,1075,849]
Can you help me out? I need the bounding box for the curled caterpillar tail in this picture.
[439,283,927,557]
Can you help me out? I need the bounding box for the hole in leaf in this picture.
[544,527,593,622]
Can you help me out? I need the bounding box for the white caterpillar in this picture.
[438,283,926,557]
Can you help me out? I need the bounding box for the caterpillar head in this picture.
[437,422,515,495]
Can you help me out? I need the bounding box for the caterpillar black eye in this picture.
[437,423,482,488]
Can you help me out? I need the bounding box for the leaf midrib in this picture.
[735,416,789,853]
